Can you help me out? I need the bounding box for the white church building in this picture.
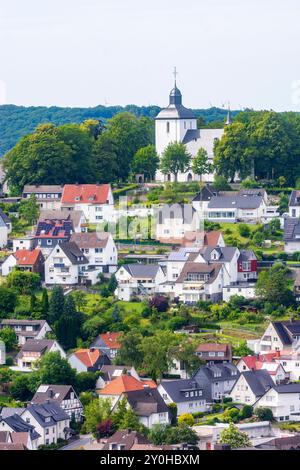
[155,80,229,182]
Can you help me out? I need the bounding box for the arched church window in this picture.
[166,122,170,133]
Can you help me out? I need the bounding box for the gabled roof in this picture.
[58,242,89,265]
[208,195,263,210]
[14,248,42,266]
[160,379,210,403]
[98,375,149,395]
[25,401,69,427]
[238,249,257,262]
[39,209,85,227]
[196,342,231,354]
[1,413,40,440]
[31,385,78,405]
[99,332,121,350]
[35,219,73,239]
[240,370,274,397]
[0,319,47,328]
[121,264,162,279]
[125,388,169,416]
[102,430,149,450]
[61,184,111,205]
[199,246,238,263]
[284,217,300,242]
[70,232,110,249]
[271,321,300,346]
[23,185,64,194]
[194,363,239,383]
[19,339,55,354]
[72,349,102,367]
[175,262,222,284]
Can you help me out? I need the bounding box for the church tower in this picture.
[155,70,197,175]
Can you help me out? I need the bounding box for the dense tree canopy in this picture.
[160,142,191,182]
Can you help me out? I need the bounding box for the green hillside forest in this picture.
[0,104,239,157]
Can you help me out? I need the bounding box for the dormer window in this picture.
[75,196,80,201]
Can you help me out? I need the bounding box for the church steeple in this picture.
[169,66,182,106]
[225,103,232,125]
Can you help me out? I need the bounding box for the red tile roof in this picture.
[74,348,101,367]
[100,332,121,350]
[98,375,147,395]
[204,231,223,247]
[14,249,42,266]
[61,184,111,205]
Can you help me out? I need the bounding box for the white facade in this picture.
[155,85,223,183]
[157,383,208,416]
[0,340,5,365]
[45,243,87,285]
[254,388,300,422]
[20,409,70,447]
[0,223,8,248]
[222,283,256,302]
[1,254,17,276]
[16,341,66,372]
[229,374,259,405]
[259,323,288,353]
[115,265,166,301]
[12,237,35,252]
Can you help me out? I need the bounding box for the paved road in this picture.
[60,434,92,450]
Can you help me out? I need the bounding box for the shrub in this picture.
[255,407,273,421]
[178,413,194,427]
[239,405,253,420]
[238,224,251,238]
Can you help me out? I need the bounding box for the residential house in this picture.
[172,262,224,303]
[288,190,300,218]
[155,204,199,243]
[254,383,300,422]
[38,209,87,233]
[124,388,170,429]
[293,269,300,303]
[0,430,35,451]
[115,264,166,301]
[102,429,150,451]
[31,385,83,422]
[44,241,89,286]
[12,236,35,252]
[158,379,210,416]
[91,332,122,360]
[61,184,114,223]
[70,232,118,278]
[205,192,267,223]
[236,355,286,384]
[0,412,40,450]
[97,374,157,408]
[1,248,44,277]
[0,210,11,248]
[0,319,52,346]
[96,365,140,389]
[229,370,276,405]
[193,363,240,401]
[195,343,232,364]
[180,230,225,248]
[14,339,66,372]
[237,250,258,282]
[284,217,300,253]
[259,320,300,353]
[33,219,74,256]
[256,435,300,450]
[22,185,63,210]
[68,348,111,373]
[20,401,71,447]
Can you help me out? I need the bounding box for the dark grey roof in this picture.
[122,264,161,279]
[125,388,169,417]
[289,190,300,207]
[19,339,54,353]
[1,413,40,440]
[284,217,300,242]
[0,209,11,225]
[59,242,89,265]
[241,370,274,397]
[275,383,300,393]
[155,84,196,120]
[25,401,69,428]
[193,363,239,384]
[192,186,217,202]
[200,246,238,263]
[271,321,300,345]
[31,385,78,405]
[23,185,64,194]
[238,250,256,262]
[160,379,210,403]
[208,195,263,210]
[0,407,25,419]
[0,319,47,328]
[102,430,149,450]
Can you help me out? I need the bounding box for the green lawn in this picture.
[116,301,145,315]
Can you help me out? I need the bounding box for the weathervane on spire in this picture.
[173,66,178,86]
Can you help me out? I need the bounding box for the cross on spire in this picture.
[173,66,178,86]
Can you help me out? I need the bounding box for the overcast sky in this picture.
[1,0,300,111]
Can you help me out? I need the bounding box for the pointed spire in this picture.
[225,102,232,125]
